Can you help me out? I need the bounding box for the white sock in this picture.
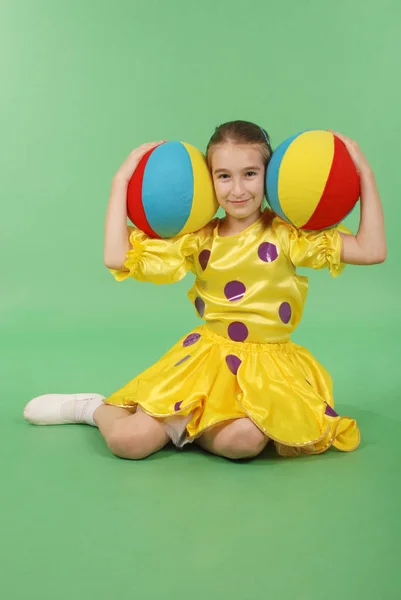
[60,394,105,426]
[24,393,106,426]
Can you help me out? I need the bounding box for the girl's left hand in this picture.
[328,130,372,176]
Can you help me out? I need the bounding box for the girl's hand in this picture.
[328,130,372,176]
[113,141,165,185]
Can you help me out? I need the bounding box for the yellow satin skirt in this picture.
[105,325,360,456]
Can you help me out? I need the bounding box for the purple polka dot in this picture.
[174,355,190,367]
[195,297,205,317]
[258,242,278,263]
[174,401,183,412]
[183,333,201,347]
[224,281,246,302]
[226,354,242,375]
[228,322,249,342]
[199,250,211,271]
[279,302,292,324]
[325,403,338,417]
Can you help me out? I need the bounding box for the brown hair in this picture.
[206,120,273,168]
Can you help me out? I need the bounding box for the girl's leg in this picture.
[94,404,169,459]
[196,418,268,460]
[24,393,169,460]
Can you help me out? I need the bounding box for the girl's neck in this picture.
[218,209,263,237]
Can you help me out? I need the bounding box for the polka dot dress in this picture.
[106,210,360,455]
[186,213,299,344]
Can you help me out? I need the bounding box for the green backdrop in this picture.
[1,1,400,599]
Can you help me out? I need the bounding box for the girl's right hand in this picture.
[113,141,164,185]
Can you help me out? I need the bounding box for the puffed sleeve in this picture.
[108,227,199,284]
[272,217,351,278]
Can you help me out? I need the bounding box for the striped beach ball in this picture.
[266,130,360,230]
[127,141,218,238]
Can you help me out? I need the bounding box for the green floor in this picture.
[3,318,400,600]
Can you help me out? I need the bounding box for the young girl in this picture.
[24,120,386,460]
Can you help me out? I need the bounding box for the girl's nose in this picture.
[231,180,246,198]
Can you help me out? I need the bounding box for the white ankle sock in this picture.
[60,395,105,426]
[24,393,106,426]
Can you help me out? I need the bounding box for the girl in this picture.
[24,121,386,460]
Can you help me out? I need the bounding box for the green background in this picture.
[1,1,400,598]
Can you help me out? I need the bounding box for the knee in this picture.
[218,420,267,460]
[106,424,153,460]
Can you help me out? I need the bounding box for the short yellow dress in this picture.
[107,209,360,456]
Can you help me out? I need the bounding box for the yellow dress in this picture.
[107,209,360,456]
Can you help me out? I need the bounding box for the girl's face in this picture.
[210,143,266,220]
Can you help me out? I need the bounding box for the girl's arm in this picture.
[332,131,387,266]
[104,142,162,270]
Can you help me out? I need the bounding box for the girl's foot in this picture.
[24,393,105,426]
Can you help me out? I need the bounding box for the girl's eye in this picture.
[217,171,258,180]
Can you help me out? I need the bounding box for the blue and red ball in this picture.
[127,141,218,238]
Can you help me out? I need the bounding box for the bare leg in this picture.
[197,418,268,460]
[94,405,170,460]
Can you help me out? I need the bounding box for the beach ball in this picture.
[127,141,218,238]
[266,130,360,230]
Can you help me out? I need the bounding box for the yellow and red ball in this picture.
[266,130,360,230]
